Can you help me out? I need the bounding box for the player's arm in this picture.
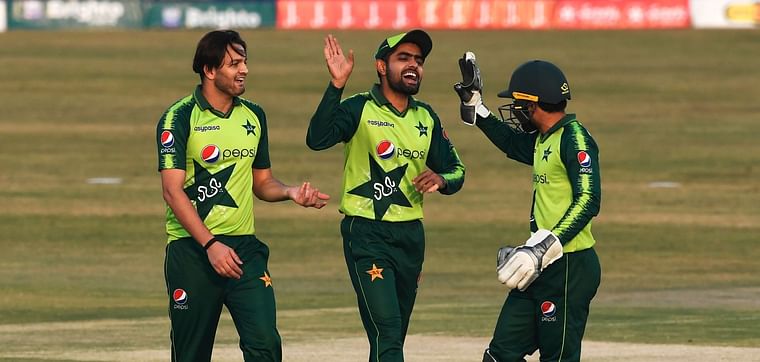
[161,169,244,279]
[252,168,329,208]
[254,111,330,207]
[476,115,536,165]
[157,106,243,280]
[307,35,359,150]
[551,124,601,243]
[414,106,465,195]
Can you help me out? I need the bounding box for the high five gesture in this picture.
[323,34,354,88]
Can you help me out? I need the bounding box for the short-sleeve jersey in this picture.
[307,83,465,222]
[156,86,271,242]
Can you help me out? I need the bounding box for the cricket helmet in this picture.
[498,60,571,103]
[497,60,570,134]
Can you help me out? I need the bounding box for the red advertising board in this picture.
[276,0,690,30]
[552,0,690,29]
[278,0,417,29]
[276,0,554,30]
[416,0,554,29]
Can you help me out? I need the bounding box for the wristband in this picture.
[203,237,219,251]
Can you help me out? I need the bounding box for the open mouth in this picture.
[235,76,246,86]
[402,70,418,85]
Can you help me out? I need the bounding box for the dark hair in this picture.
[537,100,567,113]
[192,30,247,81]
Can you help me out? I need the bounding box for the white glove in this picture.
[496,229,563,291]
[453,52,490,126]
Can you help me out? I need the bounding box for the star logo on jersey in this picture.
[183,161,238,220]
[542,146,553,162]
[242,120,256,136]
[348,154,412,220]
[259,272,272,287]
[366,264,384,282]
[415,122,428,137]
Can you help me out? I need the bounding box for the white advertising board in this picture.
[0,1,7,32]
[690,0,757,28]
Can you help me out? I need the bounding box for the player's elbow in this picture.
[306,133,330,151]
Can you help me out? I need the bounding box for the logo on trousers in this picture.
[541,301,557,322]
[173,288,189,309]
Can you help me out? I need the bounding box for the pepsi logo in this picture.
[541,301,556,317]
[376,140,395,160]
[577,151,591,167]
[161,130,174,147]
[201,145,220,163]
[173,289,188,305]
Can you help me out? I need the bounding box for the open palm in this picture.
[324,34,354,88]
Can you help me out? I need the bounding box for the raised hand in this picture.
[324,34,355,89]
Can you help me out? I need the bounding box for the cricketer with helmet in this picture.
[455,55,602,362]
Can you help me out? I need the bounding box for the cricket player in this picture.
[454,55,601,361]
[156,30,329,362]
[306,30,465,361]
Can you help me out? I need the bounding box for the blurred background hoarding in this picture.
[0,0,755,31]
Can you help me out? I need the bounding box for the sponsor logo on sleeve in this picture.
[160,130,176,154]
[577,151,593,174]
[161,130,175,147]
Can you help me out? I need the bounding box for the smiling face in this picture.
[381,42,424,95]
[209,43,248,97]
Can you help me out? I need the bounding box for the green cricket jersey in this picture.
[307,83,465,222]
[477,113,600,252]
[156,86,271,242]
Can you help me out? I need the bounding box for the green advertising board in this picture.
[143,1,275,29]
[9,0,142,29]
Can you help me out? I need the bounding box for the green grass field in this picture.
[1,29,759,359]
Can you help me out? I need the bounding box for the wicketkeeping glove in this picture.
[453,52,490,126]
[496,229,564,291]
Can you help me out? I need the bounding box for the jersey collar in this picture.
[541,113,577,140]
[369,83,418,117]
[193,85,242,118]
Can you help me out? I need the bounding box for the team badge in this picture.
[161,130,174,147]
[173,289,188,305]
[541,301,556,317]
[376,140,395,160]
[577,151,591,167]
[366,264,384,282]
[201,144,220,163]
[259,272,272,287]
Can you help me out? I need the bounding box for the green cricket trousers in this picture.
[484,247,601,362]
[341,216,425,362]
[164,235,281,362]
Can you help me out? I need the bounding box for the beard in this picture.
[386,71,420,95]
[214,76,246,98]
